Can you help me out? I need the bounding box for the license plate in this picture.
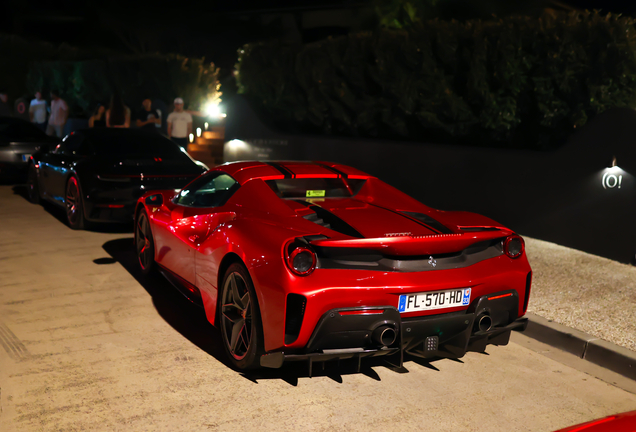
[398,288,471,313]
[21,154,31,162]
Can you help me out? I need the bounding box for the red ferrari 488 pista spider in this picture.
[135,161,532,372]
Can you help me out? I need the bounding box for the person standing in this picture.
[0,90,11,117]
[46,90,68,137]
[29,91,48,131]
[106,92,130,128]
[167,97,192,148]
[88,103,106,128]
[135,98,160,131]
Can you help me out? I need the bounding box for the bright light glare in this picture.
[205,102,221,117]
[204,101,226,118]
[227,139,249,151]
[196,127,201,137]
[189,133,194,143]
[204,122,209,130]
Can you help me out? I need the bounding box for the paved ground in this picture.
[1,184,635,432]
[525,238,636,351]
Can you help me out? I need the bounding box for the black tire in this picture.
[135,209,156,275]
[219,263,264,370]
[26,165,40,204]
[66,176,86,230]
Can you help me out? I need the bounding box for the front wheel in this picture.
[135,209,156,275]
[66,176,86,230]
[219,263,264,370]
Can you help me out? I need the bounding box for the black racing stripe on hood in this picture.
[293,199,314,207]
[266,162,294,178]
[307,205,363,238]
[313,162,348,178]
[400,211,454,234]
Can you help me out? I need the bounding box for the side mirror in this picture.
[145,193,164,206]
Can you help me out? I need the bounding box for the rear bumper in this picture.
[84,199,137,223]
[260,290,527,369]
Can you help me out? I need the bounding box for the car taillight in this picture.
[503,235,524,259]
[285,242,317,276]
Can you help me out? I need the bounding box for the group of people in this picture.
[2,91,194,148]
[87,96,193,148]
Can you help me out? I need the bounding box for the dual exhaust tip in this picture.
[372,325,397,347]
[476,314,493,332]
[371,314,492,347]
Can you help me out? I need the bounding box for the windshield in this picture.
[0,118,50,144]
[265,178,366,199]
[86,129,188,158]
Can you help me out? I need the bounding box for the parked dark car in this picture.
[0,117,59,181]
[27,128,207,229]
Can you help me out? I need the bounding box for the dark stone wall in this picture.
[224,96,636,263]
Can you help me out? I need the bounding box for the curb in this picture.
[519,313,636,381]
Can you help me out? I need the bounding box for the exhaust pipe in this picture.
[372,325,397,346]
[476,314,492,332]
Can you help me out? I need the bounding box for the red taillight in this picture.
[285,242,317,276]
[489,293,513,301]
[503,235,524,259]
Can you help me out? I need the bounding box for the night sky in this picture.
[2,0,636,68]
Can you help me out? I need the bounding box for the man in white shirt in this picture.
[166,97,192,149]
[46,90,68,138]
[29,91,48,131]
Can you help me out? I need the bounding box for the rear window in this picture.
[265,178,366,199]
[86,130,186,157]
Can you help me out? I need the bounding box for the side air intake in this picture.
[285,293,307,344]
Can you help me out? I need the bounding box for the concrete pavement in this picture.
[1,185,635,432]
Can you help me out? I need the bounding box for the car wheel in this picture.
[219,263,264,370]
[66,176,85,230]
[135,209,155,275]
[26,165,40,204]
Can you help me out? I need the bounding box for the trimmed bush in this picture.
[236,11,636,148]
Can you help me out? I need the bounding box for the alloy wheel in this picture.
[136,213,154,271]
[221,272,253,360]
[66,178,81,226]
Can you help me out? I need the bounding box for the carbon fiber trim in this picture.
[315,238,505,272]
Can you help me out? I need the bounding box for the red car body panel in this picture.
[554,411,636,432]
[137,161,532,364]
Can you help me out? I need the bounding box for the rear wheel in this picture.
[66,176,85,230]
[219,263,264,370]
[135,210,155,275]
[26,165,40,204]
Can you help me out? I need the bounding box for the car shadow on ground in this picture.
[12,184,132,234]
[100,237,447,386]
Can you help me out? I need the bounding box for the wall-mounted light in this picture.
[226,139,249,151]
[189,133,194,143]
[196,127,201,137]
[204,122,209,130]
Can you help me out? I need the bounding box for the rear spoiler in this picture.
[309,229,513,256]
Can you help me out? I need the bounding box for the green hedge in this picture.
[26,55,220,117]
[236,11,636,148]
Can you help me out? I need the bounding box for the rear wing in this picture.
[310,230,513,256]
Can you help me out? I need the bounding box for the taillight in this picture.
[285,241,317,276]
[503,235,524,259]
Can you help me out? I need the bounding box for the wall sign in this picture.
[602,171,623,189]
